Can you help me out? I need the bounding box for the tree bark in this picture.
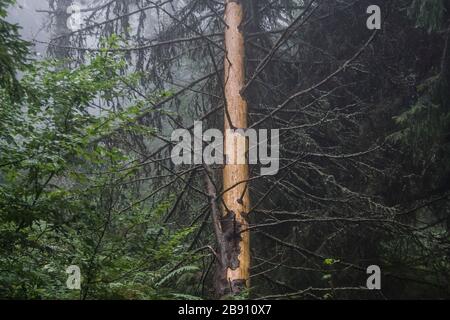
[215,0,250,297]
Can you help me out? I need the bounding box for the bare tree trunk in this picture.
[215,0,250,297]
[48,0,72,59]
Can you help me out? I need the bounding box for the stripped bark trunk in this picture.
[214,0,250,297]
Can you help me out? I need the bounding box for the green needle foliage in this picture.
[0,30,201,299]
[0,0,30,100]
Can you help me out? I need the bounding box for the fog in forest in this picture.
[1,0,450,303]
